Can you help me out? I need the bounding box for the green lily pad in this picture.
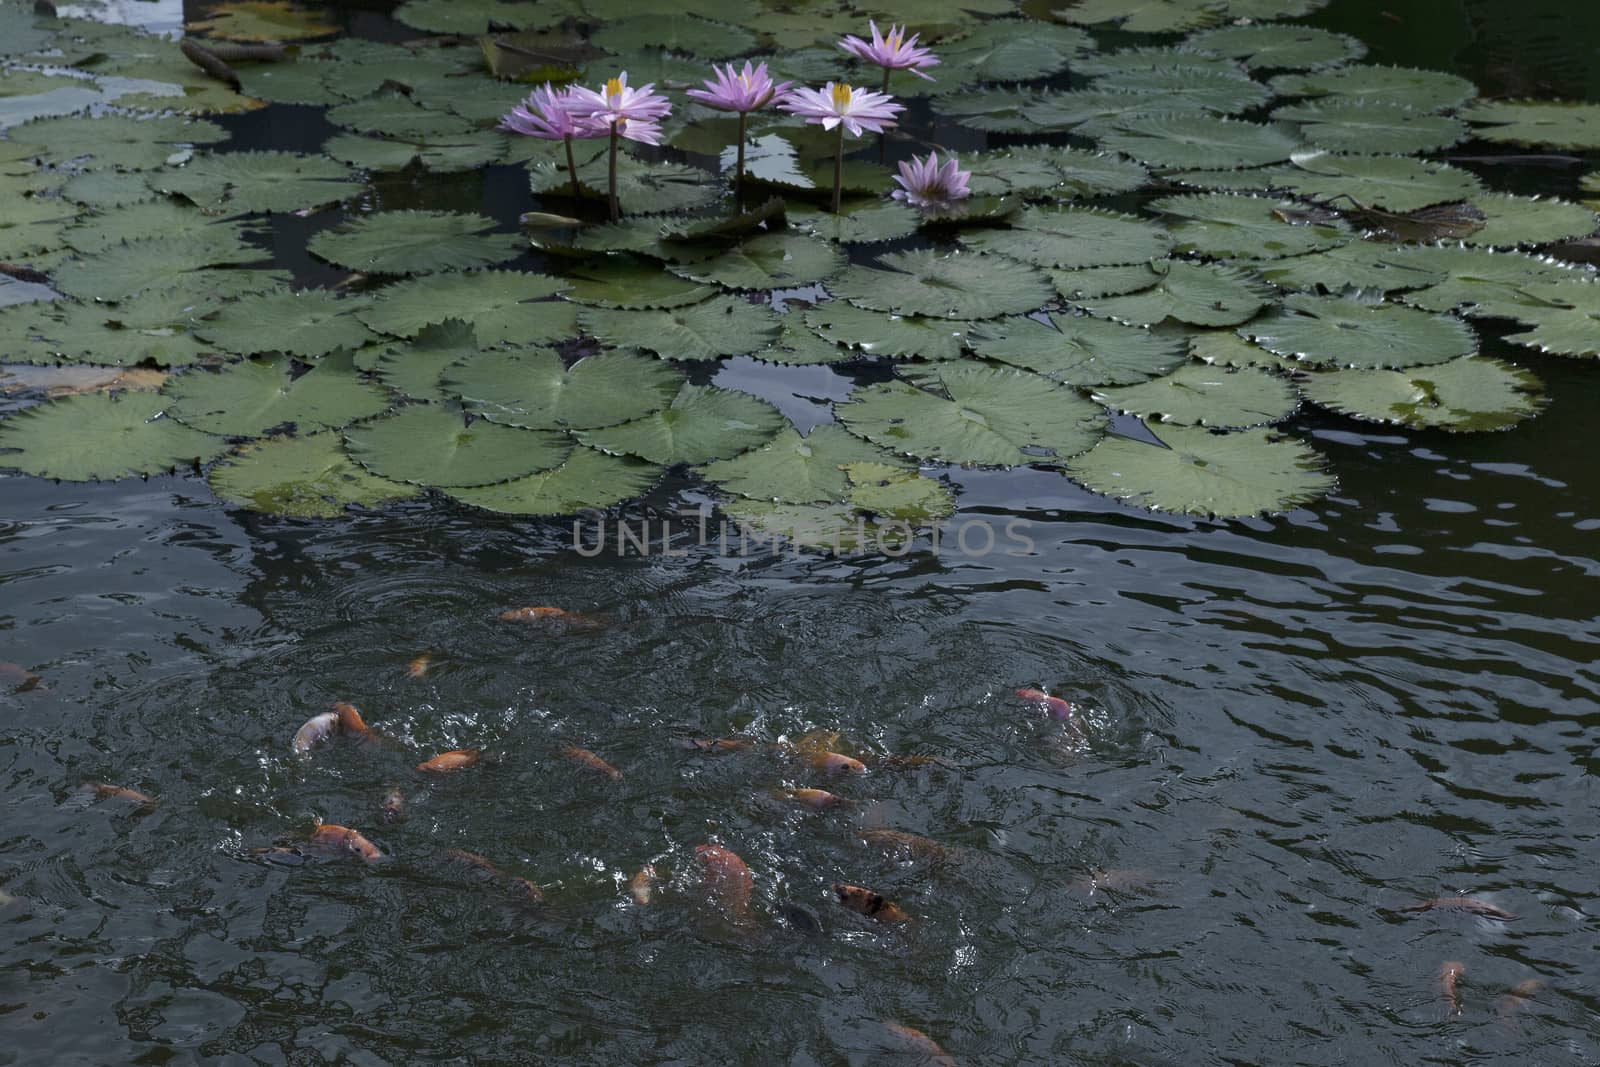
[1460,100,1600,150]
[0,296,213,367]
[395,0,569,33]
[1149,192,1351,259]
[593,14,756,58]
[344,406,570,487]
[186,1,341,41]
[1098,114,1301,170]
[1076,261,1270,327]
[576,383,783,464]
[445,445,660,516]
[1460,193,1597,249]
[57,171,160,209]
[938,88,1043,134]
[561,256,719,309]
[1025,89,1212,135]
[699,423,904,504]
[446,347,681,430]
[844,462,955,523]
[531,154,720,215]
[1495,280,1600,357]
[1095,364,1299,428]
[1185,24,1363,70]
[9,114,228,170]
[957,145,1149,198]
[837,363,1105,466]
[830,250,1053,320]
[960,207,1174,269]
[1251,241,1445,292]
[1382,245,1590,315]
[1190,328,1301,371]
[1269,65,1477,112]
[308,211,523,275]
[1056,0,1224,33]
[1300,356,1545,431]
[578,296,780,361]
[1064,423,1334,518]
[789,201,920,244]
[374,319,478,403]
[326,130,507,174]
[54,234,268,301]
[209,431,420,517]
[165,352,389,435]
[669,233,844,291]
[1241,292,1475,368]
[196,290,374,357]
[937,19,1089,84]
[751,317,854,365]
[1092,66,1271,114]
[1271,152,1484,213]
[966,313,1188,386]
[358,271,575,345]
[804,302,969,361]
[0,391,227,481]
[1073,46,1248,78]
[1273,100,1467,155]
[720,499,884,552]
[61,201,257,255]
[152,151,362,214]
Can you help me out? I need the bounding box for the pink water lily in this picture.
[566,72,673,220]
[891,151,971,209]
[687,61,794,188]
[499,84,602,201]
[780,82,905,214]
[839,20,939,87]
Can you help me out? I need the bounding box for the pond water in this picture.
[4,0,1600,1064]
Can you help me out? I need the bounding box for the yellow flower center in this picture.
[831,83,853,110]
[737,72,750,87]
[888,30,902,50]
[605,77,623,103]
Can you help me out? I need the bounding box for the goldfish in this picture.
[507,876,545,906]
[695,844,753,920]
[777,787,852,810]
[406,654,433,678]
[77,783,157,812]
[682,738,754,753]
[808,751,867,775]
[416,749,481,773]
[333,702,371,739]
[0,662,41,692]
[497,606,600,628]
[560,745,622,780]
[444,848,544,904]
[856,829,951,862]
[629,864,659,905]
[291,711,341,755]
[1404,896,1515,921]
[378,786,404,823]
[833,883,910,923]
[308,824,383,863]
[1439,960,1465,1016]
[1015,687,1077,722]
[1496,979,1544,1024]
[881,1022,955,1066]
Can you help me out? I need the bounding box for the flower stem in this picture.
[832,123,844,215]
[563,135,580,202]
[607,125,619,222]
[735,110,747,196]
[878,67,891,164]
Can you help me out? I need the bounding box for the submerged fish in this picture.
[560,745,622,780]
[881,1022,955,1066]
[1015,687,1077,722]
[695,844,753,920]
[507,876,545,906]
[406,654,433,678]
[1404,896,1516,921]
[308,824,383,863]
[682,738,754,753]
[76,783,157,812]
[416,749,481,774]
[0,662,42,692]
[291,711,341,756]
[1068,868,1164,897]
[1439,960,1465,1016]
[497,606,600,628]
[378,786,405,823]
[443,848,543,904]
[777,787,852,810]
[833,882,911,923]
[856,829,951,862]
[629,864,659,905]
[1496,978,1544,1024]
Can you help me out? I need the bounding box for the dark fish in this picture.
[378,786,404,823]
[0,662,42,692]
[1404,896,1515,921]
[695,844,753,920]
[856,829,951,862]
[560,745,622,780]
[77,783,157,812]
[497,606,600,628]
[443,848,503,883]
[882,1022,956,1065]
[778,901,822,936]
[1439,960,1465,1016]
[833,882,910,923]
[507,876,545,906]
[416,749,481,774]
[682,738,754,753]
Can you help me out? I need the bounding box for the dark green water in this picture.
[4,1,1600,1064]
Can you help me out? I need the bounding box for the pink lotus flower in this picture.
[891,152,971,209]
[567,71,672,146]
[839,20,939,82]
[686,61,792,115]
[779,82,903,138]
[499,84,599,141]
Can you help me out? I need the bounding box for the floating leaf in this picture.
[530,154,720,215]
[937,19,1089,84]
[1098,114,1300,170]
[210,431,419,517]
[1185,24,1363,70]
[844,462,954,523]
[358,271,575,345]
[446,347,681,430]
[1459,100,1600,150]
[1025,89,1212,134]
[186,1,340,41]
[54,235,267,301]
[344,406,570,488]
[1056,0,1224,33]
[576,384,783,464]
[561,257,719,309]
[57,171,159,209]
[1251,241,1444,292]
[1094,364,1298,428]
[445,446,660,515]
[307,211,523,276]
[1271,152,1483,213]
[1241,292,1475,368]
[153,151,362,214]
[1092,66,1271,114]
[938,88,1043,134]
[1076,261,1269,327]
[593,14,756,58]
[1149,192,1350,259]
[1064,423,1334,518]
[0,392,226,481]
[960,207,1173,269]
[837,363,1105,466]
[1073,46,1248,78]
[9,114,228,170]
[789,200,920,244]
[699,424,903,504]
[720,499,883,552]
[1273,100,1466,155]
[375,319,477,403]
[165,353,389,435]
[803,302,967,361]
[669,233,844,291]
[1384,246,1590,315]
[1300,357,1545,431]
[1190,328,1300,371]
[325,93,474,140]
[327,131,506,174]
[1494,280,1600,357]
[394,0,568,33]
[197,290,374,357]
[958,145,1149,198]
[831,250,1052,320]
[966,313,1188,386]
[61,201,257,255]
[578,296,780,361]
[751,317,854,365]
[1460,194,1597,249]
[1269,65,1477,112]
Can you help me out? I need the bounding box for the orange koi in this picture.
[77,783,157,811]
[333,701,370,738]
[0,662,41,692]
[695,844,753,919]
[560,745,621,780]
[1496,978,1544,1024]
[406,654,433,678]
[309,824,383,863]
[882,1022,955,1066]
[629,864,659,905]
[416,748,481,774]
[808,751,866,775]
[497,606,600,627]
[856,829,951,861]
[291,711,340,755]
[1404,896,1515,921]
[777,787,852,810]
[1015,687,1077,721]
[833,882,910,923]
[507,876,544,906]
[1439,960,1465,1015]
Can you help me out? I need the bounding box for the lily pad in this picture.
[789,201,920,244]
[578,296,780,361]
[958,145,1149,199]
[1300,356,1545,431]
[966,312,1188,386]
[1241,292,1476,368]
[751,318,855,365]
[1064,423,1334,518]
[804,302,969,361]
[1149,192,1351,259]
[1460,100,1600,150]
[837,363,1105,466]
[1273,100,1466,155]
[1095,364,1298,428]
[593,14,756,58]
[164,353,389,436]
[1251,241,1445,292]
[938,88,1043,134]
[1092,66,1271,114]
[186,1,340,41]
[0,391,226,481]
[1495,279,1600,357]
[374,319,478,403]
[937,19,1089,84]
[1272,152,1483,213]
[1098,114,1301,170]
[61,201,257,255]
[445,446,661,516]
[1185,24,1363,71]
[54,234,268,301]
[1385,246,1590,315]
[197,290,374,358]
[1056,0,1224,33]
[844,462,955,523]
[344,406,570,488]
[209,431,420,517]
[153,151,363,214]
[358,271,576,345]
[308,211,524,276]
[394,0,566,33]
[1190,329,1301,371]
[576,384,783,464]
[830,250,1053,320]
[561,257,719,309]
[327,131,507,174]
[1460,194,1597,249]
[445,347,681,430]
[699,423,903,504]
[960,207,1173,269]
[1076,261,1270,327]
[531,154,720,215]
[1270,65,1477,112]
[9,114,228,170]
[670,233,845,291]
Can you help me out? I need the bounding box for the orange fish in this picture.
[682,738,754,753]
[333,702,370,738]
[507,876,544,906]
[416,749,481,774]
[1496,978,1544,1024]
[77,783,157,812]
[882,1022,955,1066]
[856,829,951,861]
[1015,687,1077,721]
[309,824,383,863]
[406,654,433,678]
[291,711,341,755]
[777,787,852,810]
[695,844,753,919]
[560,745,622,780]
[833,882,910,923]
[629,864,659,905]
[497,606,599,627]
[0,662,42,692]
[1439,960,1465,1016]
[808,751,867,775]
[444,848,503,881]
[1404,896,1515,921]
[378,786,404,823]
